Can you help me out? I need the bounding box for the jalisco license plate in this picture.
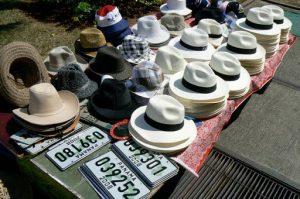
[115,140,178,184]
[46,127,110,170]
[84,151,150,199]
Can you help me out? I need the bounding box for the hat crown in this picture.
[184,62,217,88]
[210,52,241,75]
[247,7,273,25]
[197,19,222,35]
[95,5,122,27]
[48,46,76,69]
[181,28,208,47]
[161,14,185,31]
[146,95,184,125]
[228,31,257,49]
[121,35,150,56]
[262,5,284,20]
[138,16,162,37]
[155,46,187,74]
[167,0,186,10]
[28,83,64,116]
[80,28,106,49]
[132,61,163,89]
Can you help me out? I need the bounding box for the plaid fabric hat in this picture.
[118,35,153,65]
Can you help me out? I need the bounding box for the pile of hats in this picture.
[217,31,266,75]
[210,52,251,99]
[235,7,281,58]
[128,95,197,153]
[168,62,229,119]
[95,5,132,46]
[262,5,292,44]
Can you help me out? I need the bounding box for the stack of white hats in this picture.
[129,95,197,153]
[235,7,281,57]
[217,31,266,75]
[262,5,292,44]
[210,52,251,99]
[168,62,229,119]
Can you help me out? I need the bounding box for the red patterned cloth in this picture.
[172,34,297,176]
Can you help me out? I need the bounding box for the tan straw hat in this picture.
[0,42,50,107]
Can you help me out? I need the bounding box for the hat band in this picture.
[245,19,273,30]
[226,44,257,54]
[180,40,208,51]
[182,78,217,93]
[144,113,184,131]
[209,33,222,38]
[212,69,240,81]
[274,19,284,24]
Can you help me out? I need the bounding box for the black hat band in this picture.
[144,113,184,131]
[245,19,273,30]
[180,40,208,51]
[212,69,240,81]
[226,44,257,54]
[182,78,217,93]
[274,19,284,24]
[209,33,223,38]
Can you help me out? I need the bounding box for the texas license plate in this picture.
[46,126,110,170]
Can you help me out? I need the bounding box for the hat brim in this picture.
[276,17,292,30]
[89,92,139,121]
[13,90,79,126]
[185,100,227,119]
[160,4,192,16]
[229,85,250,99]
[216,42,266,61]
[162,23,190,37]
[169,71,229,103]
[191,26,224,48]
[130,78,169,99]
[44,55,88,76]
[235,18,281,36]
[131,24,171,45]
[74,40,99,59]
[129,106,197,144]
[74,79,98,101]
[168,36,216,62]
[118,45,156,65]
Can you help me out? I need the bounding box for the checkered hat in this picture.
[118,35,151,64]
[126,61,168,102]
[95,5,122,27]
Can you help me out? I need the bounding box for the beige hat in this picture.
[13,83,79,126]
[160,14,190,37]
[262,5,292,30]
[44,46,88,75]
[155,46,187,76]
[0,42,50,107]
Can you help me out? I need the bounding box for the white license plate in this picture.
[46,127,110,170]
[114,140,178,185]
[83,151,150,199]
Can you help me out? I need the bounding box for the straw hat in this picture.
[262,5,292,30]
[160,14,190,37]
[160,0,192,16]
[13,83,79,126]
[0,42,50,107]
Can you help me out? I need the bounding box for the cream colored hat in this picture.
[44,46,88,75]
[160,14,190,36]
[160,0,192,16]
[129,95,197,153]
[155,46,187,76]
[168,28,215,62]
[195,19,224,48]
[217,31,266,61]
[13,83,79,126]
[169,61,229,103]
[262,5,292,30]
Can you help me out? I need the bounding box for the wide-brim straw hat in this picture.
[0,42,50,107]
[235,18,281,36]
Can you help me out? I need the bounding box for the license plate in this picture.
[114,140,178,186]
[81,151,150,199]
[46,127,110,170]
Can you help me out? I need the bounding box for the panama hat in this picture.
[210,52,251,95]
[169,61,229,103]
[132,16,170,46]
[262,5,292,30]
[160,0,192,16]
[0,42,50,107]
[88,46,132,81]
[74,28,107,60]
[168,28,216,62]
[44,46,88,76]
[194,19,224,48]
[154,46,187,76]
[128,95,197,153]
[160,14,190,36]
[235,7,280,36]
[13,83,79,126]
[217,31,266,61]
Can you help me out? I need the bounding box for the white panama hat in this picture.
[262,5,292,30]
[160,0,192,16]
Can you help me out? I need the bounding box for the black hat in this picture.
[51,63,98,101]
[89,78,139,121]
[195,7,225,24]
[88,46,132,81]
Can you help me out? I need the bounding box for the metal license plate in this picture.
[114,140,178,185]
[84,151,150,199]
[10,129,44,145]
[46,126,110,170]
